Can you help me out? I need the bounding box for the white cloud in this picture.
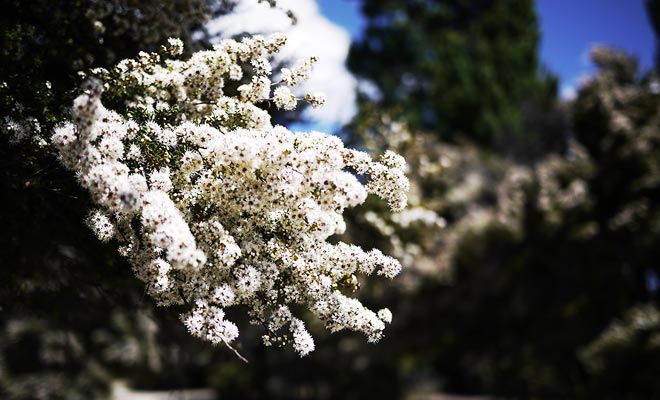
[560,72,593,101]
[206,0,357,127]
[560,84,576,101]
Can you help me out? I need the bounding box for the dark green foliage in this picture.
[336,3,660,395]
[580,304,660,399]
[1,0,224,134]
[2,1,660,399]
[0,1,236,398]
[349,0,563,159]
[647,0,660,67]
[403,48,660,398]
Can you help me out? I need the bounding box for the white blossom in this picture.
[86,209,115,242]
[290,318,315,356]
[51,34,409,358]
[305,92,326,109]
[166,37,184,57]
[149,167,173,192]
[273,86,297,110]
[377,308,393,324]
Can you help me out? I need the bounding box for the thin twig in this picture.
[222,339,249,363]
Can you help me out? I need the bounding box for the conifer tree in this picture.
[349,0,561,156]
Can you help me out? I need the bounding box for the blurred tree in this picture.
[348,0,564,160]
[0,1,239,398]
[398,46,660,398]
[580,304,660,399]
[337,5,660,393]
[646,0,660,67]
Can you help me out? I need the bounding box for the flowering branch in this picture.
[51,34,409,357]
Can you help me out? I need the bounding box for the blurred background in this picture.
[1,0,659,398]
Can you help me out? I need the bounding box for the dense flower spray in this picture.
[51,34,408,357]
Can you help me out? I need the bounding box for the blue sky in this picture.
[317,0,365,39]
[317,0,656,99]
[537,0,655,98]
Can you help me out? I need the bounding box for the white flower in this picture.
[290,318,315,357]
[86,209,115,242]
[273,86,297,110]
[306,92,326,109]
[212,284,236,307]
[377,308,393,324]
[149,167,173,192]
[251,57,272,75]
[126,144,142,161]
[98,136,124,160]
[166,37,184,56]
[229,64,243,81]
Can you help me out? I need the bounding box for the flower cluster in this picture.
[52,34,408,357]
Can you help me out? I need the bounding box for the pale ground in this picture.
[110,380,492,400]
[110,382,216,400]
